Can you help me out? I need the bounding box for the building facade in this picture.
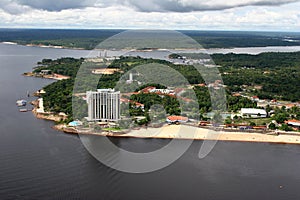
[86,89,120,122]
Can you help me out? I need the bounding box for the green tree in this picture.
[249,122,256,126]
[279,124,292,132]
[225,118,232,124]
[272,113,288,124]
[268,123,276,130]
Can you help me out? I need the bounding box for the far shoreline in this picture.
[0,41,86,50]
[3,41,300,54]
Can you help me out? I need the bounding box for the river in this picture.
[1,43,300,199]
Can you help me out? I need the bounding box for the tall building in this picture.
[86,89,120,122]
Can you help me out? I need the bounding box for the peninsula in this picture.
[25,51,300,144]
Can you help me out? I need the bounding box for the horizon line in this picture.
[0,27,299,33]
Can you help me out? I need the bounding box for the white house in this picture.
[240,108,267,118]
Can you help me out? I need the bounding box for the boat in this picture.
[19,109,28,112]
[16,99,27,107]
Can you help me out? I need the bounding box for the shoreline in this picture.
[31,100,67,122]
[0,41,85,50]
[107,125,300,145]
[3,41,300,52]
[32,101,300,145]
[29,94,300,145]
[53,123,300,145]
[23,72,70,81]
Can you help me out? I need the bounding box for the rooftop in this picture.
[167,116,189,122]
[241,108,267,115]
[285,119,300,127]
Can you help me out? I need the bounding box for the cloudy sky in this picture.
[0,0,300,31]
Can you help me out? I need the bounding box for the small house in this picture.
[40,70,52,75]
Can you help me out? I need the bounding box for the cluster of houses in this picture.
[141,86,175,96]
[71,84,300,132]
[191,80,225,90]
[169,55,212,66]
[207,80,225,90]
[120,86,177,109]
[232,93,300,110]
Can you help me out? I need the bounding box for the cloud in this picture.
[2,2,299,31]
[101,0,300,12]
[0,0,32,14]
[0,0,299,31]
[1,0,299,13]
[15,0,98,11]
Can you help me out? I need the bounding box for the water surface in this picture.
[0,44,300,199]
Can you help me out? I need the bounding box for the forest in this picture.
[2,29,300,49]
[212,52,300,101]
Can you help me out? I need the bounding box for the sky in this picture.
[0,0,299,31]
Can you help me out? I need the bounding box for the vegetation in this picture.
[35,57,84,77]
[2,29,300,49]
[34,51,300,128]
[212,52,300,102]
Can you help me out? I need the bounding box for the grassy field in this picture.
[237,118,272,126]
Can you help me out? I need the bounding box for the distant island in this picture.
[2,29,300,50]
[23,50,300,144]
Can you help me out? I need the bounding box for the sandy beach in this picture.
[30,92,300,145]
[90,125,300,145]
[30,87,300,145]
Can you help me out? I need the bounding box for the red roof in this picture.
[167,116,188,122]
[252,126,267,129]
[285,119,300,124]
[141,86,156,93]
[120,98,130,103]
[174,88,184,94]
[285,104,297,108]
[232,93,241,97]
[133,102,144,107]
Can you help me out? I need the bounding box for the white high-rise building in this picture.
[86,89,120,121]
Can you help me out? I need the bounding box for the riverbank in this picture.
[30,93,300,145]
[0,42,85,50]
[46,117,300,144]
[23,72,70,81]
[4,41,300,54]
[25,43,85,50]
[50,123,300,145]
[123,125,300,144]
[31,99,67,122]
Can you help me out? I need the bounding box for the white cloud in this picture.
[15,0,98,11]
[0,0,299,31]
[97,0,300,12]
[0,0,32,14]
[0,0,299,13]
